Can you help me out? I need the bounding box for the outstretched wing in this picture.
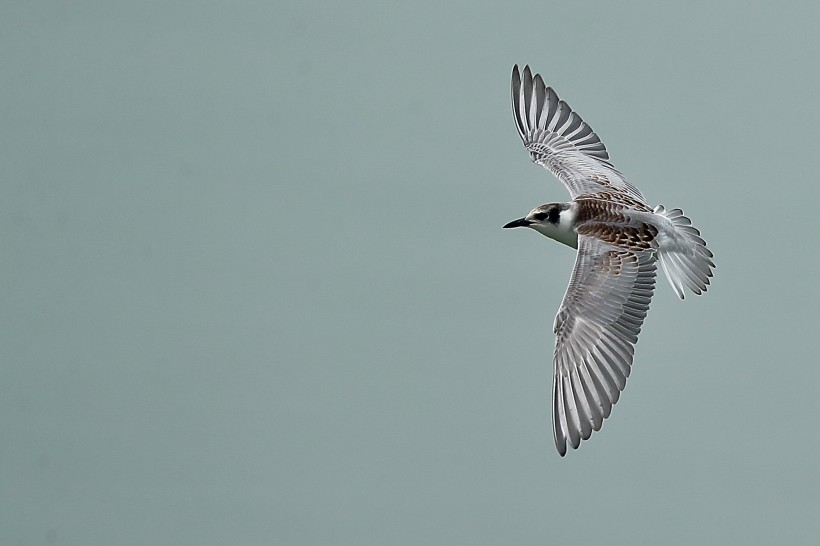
[511,65,647,202]
[551,236,657,456]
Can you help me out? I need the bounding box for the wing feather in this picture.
[512,65,647,202]
[551,236,657,456]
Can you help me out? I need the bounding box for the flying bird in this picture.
[504,65,714,456]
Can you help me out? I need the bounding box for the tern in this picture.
[504,65,715,456]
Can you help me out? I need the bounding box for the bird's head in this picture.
[503,203,578,248]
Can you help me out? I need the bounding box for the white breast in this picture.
[532,207,578,249]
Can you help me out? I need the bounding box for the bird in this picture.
[503,65,715,456]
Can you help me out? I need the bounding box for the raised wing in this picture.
[551,236,656,455]
[511,65,646,202]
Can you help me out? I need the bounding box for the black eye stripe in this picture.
[532,208,561,224]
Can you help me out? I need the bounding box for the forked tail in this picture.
[654,205,715,299]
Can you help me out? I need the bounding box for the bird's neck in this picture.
[533,205,578,249]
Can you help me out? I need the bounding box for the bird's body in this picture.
[504,65,714,456]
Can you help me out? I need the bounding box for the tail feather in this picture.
[654,205,715,299]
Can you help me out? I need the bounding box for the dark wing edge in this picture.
[551,236,657,456]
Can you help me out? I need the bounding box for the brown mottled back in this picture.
[575,198,659,251]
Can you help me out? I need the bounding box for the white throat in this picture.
[532,206,578,249]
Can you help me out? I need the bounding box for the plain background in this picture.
[3,1,819,544]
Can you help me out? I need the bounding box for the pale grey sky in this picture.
[3,1,820,544]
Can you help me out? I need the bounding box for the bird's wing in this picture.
[551,235,657,455]
[511,65,647,202]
